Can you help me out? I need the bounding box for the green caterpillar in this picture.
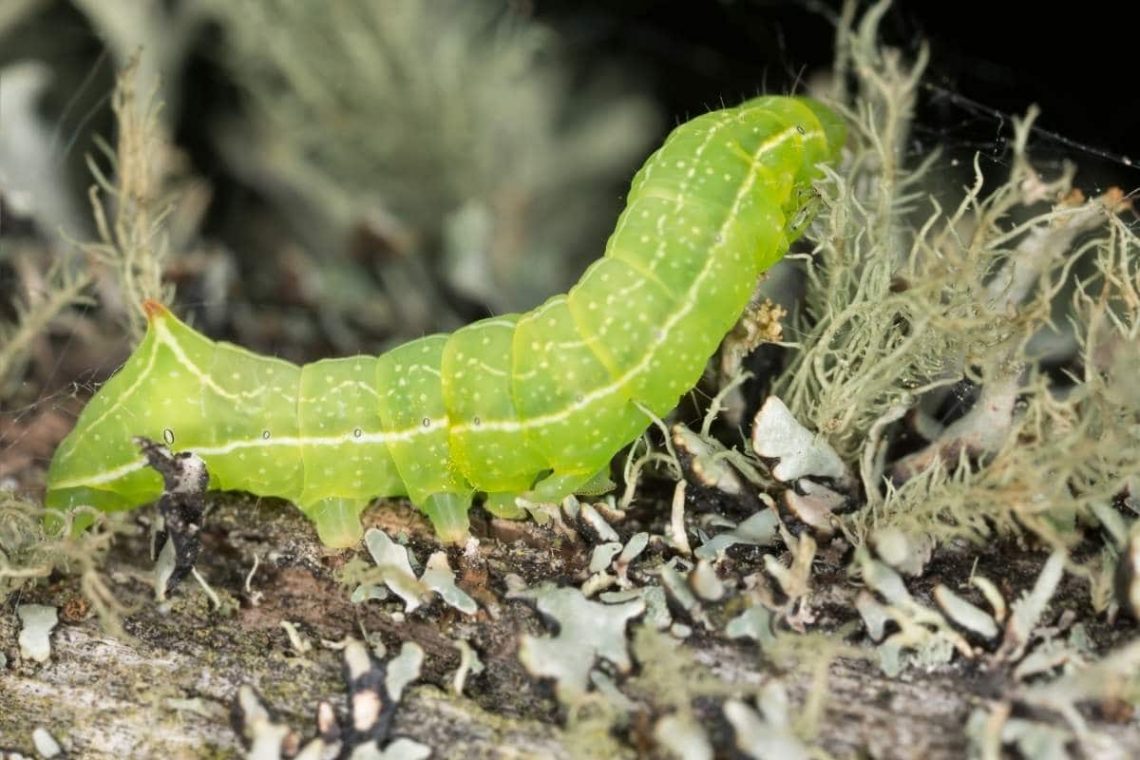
[45,95,845,547]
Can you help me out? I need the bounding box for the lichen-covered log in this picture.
[4,497,1140,759]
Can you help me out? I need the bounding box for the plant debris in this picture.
[136,436,209,596]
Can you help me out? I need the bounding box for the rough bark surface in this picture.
[2,496,1138,758]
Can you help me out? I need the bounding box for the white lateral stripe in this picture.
[51,422,444,490]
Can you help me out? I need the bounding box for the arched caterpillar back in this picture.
[45,95,845,547]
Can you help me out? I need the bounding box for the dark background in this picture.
[536,0,1137,192]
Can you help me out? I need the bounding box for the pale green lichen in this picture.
[724,684,811,760]
[693,511,779,561]
[419,551,478,616]
[852,541,985,675]
[384,642,426,702]
[599,587,672,631]
[588,543,623,575]
[851,543,1093,681]
[653,711,713,760]
[993,550,1067,662]
[510,583,644,704]
[750,396,851,485]
[450,638,484,697]
[931,585,999,640]
[725,606,776,647]
[17,603,58,663]
[360,528,427,611]
[352,528,476,615]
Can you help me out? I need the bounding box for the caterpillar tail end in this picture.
[302,497,369,548]
[421,492,472,545]
[142,298,171,322]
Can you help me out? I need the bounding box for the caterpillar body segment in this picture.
[45,96,845,546]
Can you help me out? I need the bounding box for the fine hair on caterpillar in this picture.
[44,95,846,547]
